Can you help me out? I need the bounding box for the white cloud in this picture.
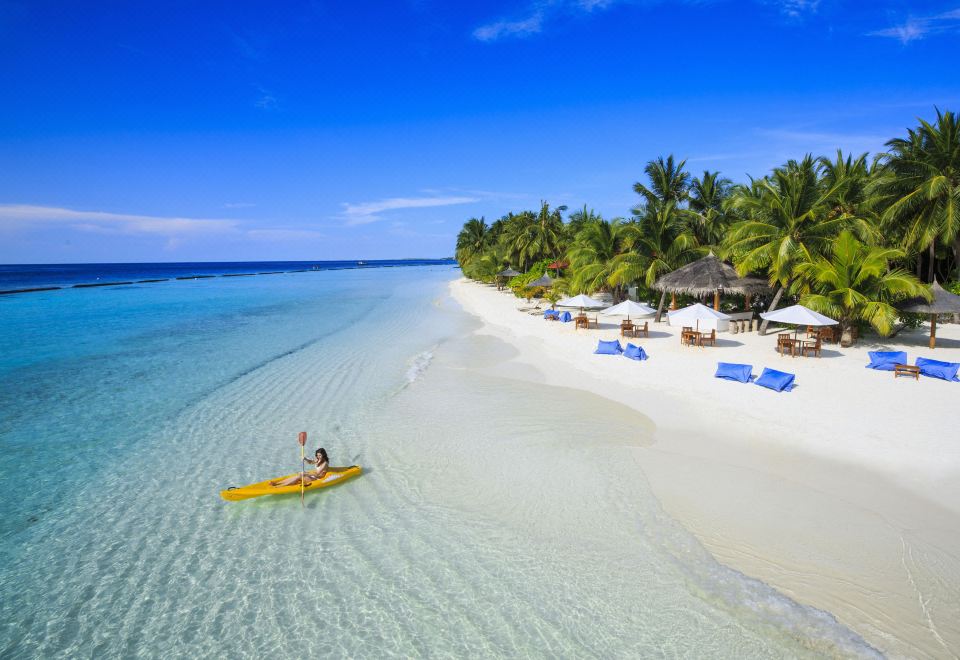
[340,196,478,226]
[473,0,827,42]
[223,202,256,209]
[0,204,238,235]
[768,0,819,19]
[868,7,960,44]
[473,12,545,41]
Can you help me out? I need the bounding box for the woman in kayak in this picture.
[271,448,329,487]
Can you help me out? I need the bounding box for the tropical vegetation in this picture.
[455,110,958,344]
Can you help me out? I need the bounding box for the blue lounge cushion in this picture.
[915,357,960,382]
[623,343,648,361]
[715,362,754,383]
[866,351,907,371]
[594,340,623,355]
[559,311,572,322]
[544,309,558,319]
[755,367,795,392]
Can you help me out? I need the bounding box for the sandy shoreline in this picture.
[450,278,960,659]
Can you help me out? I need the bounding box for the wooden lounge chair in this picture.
[700,329,717,347]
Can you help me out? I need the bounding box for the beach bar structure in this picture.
[897,280,960,349]
[653,253,768,312]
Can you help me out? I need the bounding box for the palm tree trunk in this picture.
[927,242,936,283]
[759,284,785,336]
[954,238,960,281]
[655,290,668,322]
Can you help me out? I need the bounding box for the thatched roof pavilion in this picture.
[653,253,769,310]
[898,280,960,349]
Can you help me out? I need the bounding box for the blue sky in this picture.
[1,0,958,263]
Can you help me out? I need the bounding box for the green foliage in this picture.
[452,108,958,324]
[796,230,930,337]
[946,281,960,295]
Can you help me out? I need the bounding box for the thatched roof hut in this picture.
[527,273,554,288]
[653,253,769,310]
[898,280,960,349]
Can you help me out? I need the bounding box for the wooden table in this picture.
[575,315,590,329]
[681,330,702,347]
[894,364,920,380]
[620,322,634,337]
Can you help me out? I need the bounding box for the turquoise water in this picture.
[0,267,879,658]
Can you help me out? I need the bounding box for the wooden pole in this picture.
[298,431,307,507]
[670,292,677,310]
[713,289,720,311]
[930,314,937,349]
[744,294,752,311]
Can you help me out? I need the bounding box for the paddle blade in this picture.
[298,431,307,446]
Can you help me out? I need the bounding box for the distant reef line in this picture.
[0,259,456,296]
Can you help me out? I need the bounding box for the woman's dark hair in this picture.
[316,448,328,462]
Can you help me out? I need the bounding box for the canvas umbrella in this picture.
[557,294,606,313]
[667,302,731,331]
[760,304,837,342]
[600,300,657,321]
[897,280,960,349]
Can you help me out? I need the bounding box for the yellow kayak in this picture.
[220,465,362,501]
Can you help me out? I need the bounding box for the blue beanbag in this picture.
[595,340,623,355]
[715,362,754,383]
[755,367,796,392]
[623,344,648,361]
[915,357,960,382]
[559,311,572,322]
[544,309,558,319]
[866,351,907,371]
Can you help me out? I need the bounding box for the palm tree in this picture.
[688,170,732,248]
[633,155,690,207]
[566,204,602,240]
[499,202,566,270]
[627,200,700,320]
[796,230,929,344]
[879,109,960,282]
[724,156,846,333]
[455,217,489,268]
[566,219,638,301]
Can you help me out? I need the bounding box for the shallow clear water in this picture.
[0,267,880,658]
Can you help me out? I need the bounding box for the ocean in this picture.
[0,263,878,658]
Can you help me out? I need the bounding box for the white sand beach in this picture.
[451,278,960,659]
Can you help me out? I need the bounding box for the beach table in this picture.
[681,330,702,347]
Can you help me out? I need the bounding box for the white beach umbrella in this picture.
[760,304,838,340]
[600,300,657,320]
[667,302,731,331]
[760,304,837,326]
[557,294,606,312]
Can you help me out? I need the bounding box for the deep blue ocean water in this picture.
[0,259,455,291]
